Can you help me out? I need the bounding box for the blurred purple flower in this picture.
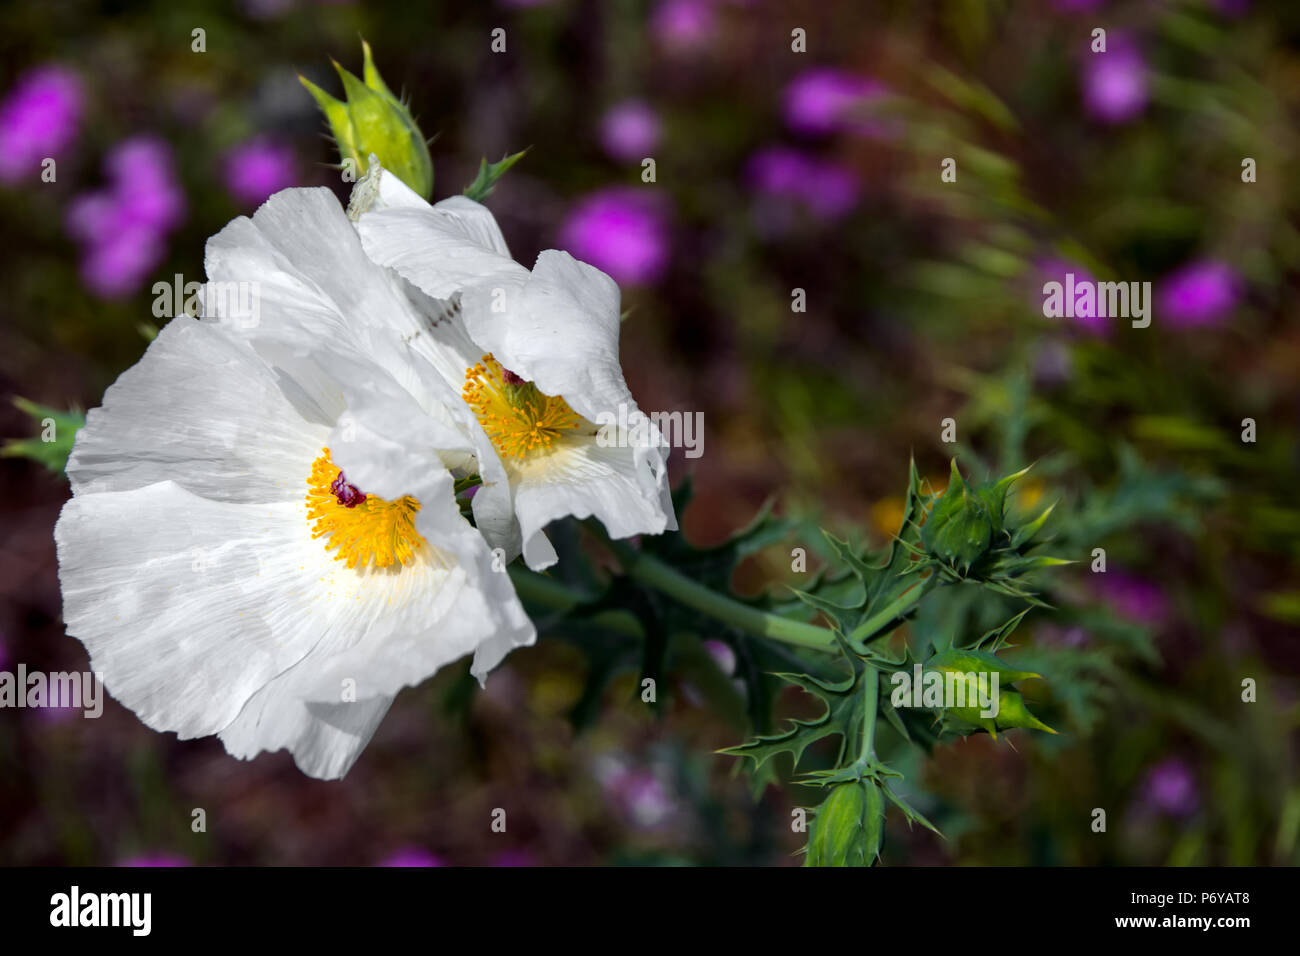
[34,697,83,724]
[600,100,660,162]
[1158,260,1239,328]
[612,770,675,828]
[107,138,186,232]
[1034,258,1108,336]
[596,756,677,829]
[0,66,83,183]
[378,848,445,867]
[76,228,168,300]
[119,853,190,867]
[1036,624,1089,648]
[1212,0,1250,15]
[747,146,861,220]
[491,850,536,867]
[1140,758,1199,817]
[652,0,716,51]
[1051,0,1106,10]
[1097,571,1169,626]
[1032,339,1074,386]
[223,138,297,207]
[65,137,185,299]
[783,68,888,137]
[1081,38,1147,123]
[560,187,669,285]
[240,0,296,17]
[703,639,736,676]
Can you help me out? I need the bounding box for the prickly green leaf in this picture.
[1,398,83,476]
[463,149,529,203]
[719,657,867,772]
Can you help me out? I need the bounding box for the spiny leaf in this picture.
[1,398,83,476]
[719,656,867,773]
[463,148,529,202]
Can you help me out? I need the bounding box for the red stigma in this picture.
[330,471,366,508]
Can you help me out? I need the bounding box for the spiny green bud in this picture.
[940,686,1057,739]
[300,40,434,199]
[922,461,1038,574]
[805,780,885,867]
[920,649,1056,739]
[922,459,994,572]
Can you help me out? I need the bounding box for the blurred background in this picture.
[1,0,1298,866]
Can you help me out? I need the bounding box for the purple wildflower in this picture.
[378,848,446,867]
[65,137,185,300]
[1157,260,1239,328]
[600,101,661,162]
[1096,571,1170,626]
[746,146,861,220]
[1035,258,1109,336]
[559,187,669,285]
[1081,37,1148,123]
[651,0,716,51]
[1140,758,1199,817]
[783,68,888,137]
[223,138,297,207]
[0,66,82,183]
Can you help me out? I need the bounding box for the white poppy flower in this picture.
[351,165,677,570]
[54,187,535,780]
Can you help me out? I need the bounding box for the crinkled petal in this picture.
[511,439,674,565]
[66,317,322,503]
[354,167,527,300]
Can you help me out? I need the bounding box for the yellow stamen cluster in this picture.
[305,449,425,570]
[462,354,583,459]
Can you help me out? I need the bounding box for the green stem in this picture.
[507,567,643,639]
[845,576,935,647]
[862,663,879,761]
[605,540,839,653]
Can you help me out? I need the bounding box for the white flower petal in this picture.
[219,692,392,781]
[56,485,336,739]
[458,250,629,425]
[512,439,674,562]
[66,317,322,503]
[355,174,527,300]
[204,186,429,351]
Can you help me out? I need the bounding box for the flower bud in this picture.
[300,41,433,199]
[805,780,885,866]
[923,648,1056,739]
[922,459,994,572]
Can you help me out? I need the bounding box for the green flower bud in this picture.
[805,780,885,867]
[940,686,1057,739]
[300,40,433,199]
[922,648,1056,739]
[922,459,994,572]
